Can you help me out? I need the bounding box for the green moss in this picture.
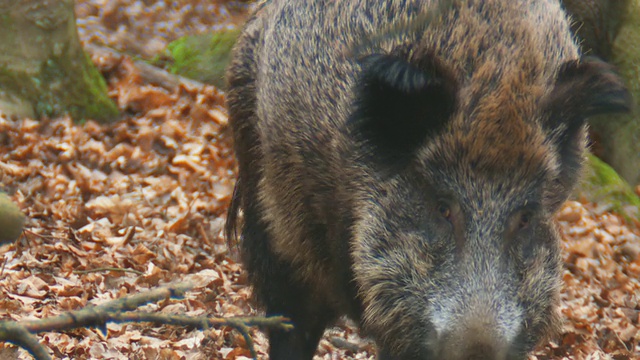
[162,28,241,89]
[0,65,34,101]
[574,153,640,220]
[0,43,118,122]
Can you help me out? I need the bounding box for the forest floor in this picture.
[0,1,639,359]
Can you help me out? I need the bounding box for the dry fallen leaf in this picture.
[0,1,638,359]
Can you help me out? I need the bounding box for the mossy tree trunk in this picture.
[562,0,630,61]
[0,0,118,122]
[562,0,640,187]
[591,0,640,187]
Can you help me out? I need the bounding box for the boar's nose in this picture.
[439,336,503,360]
[461,343,498,360]
[437,322,512,360]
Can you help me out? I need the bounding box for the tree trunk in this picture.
[590,0,640,187]
[563,0,640,187]
[562,0,630,61]
[0,0,118,122]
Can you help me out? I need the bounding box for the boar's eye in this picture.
[507,207,538,237]
[518,212,531,230]
[437,202,452,221]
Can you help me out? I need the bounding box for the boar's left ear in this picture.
[544,56,632,209]
[349,53,457,168]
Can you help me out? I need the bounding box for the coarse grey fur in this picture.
[225,0,631,359]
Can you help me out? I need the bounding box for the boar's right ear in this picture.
[349,53,457,167]
[544,56,632,210]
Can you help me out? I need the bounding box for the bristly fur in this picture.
[225,0,632,359]
[349,52,458,169]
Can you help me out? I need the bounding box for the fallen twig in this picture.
[84,43,207,91]
[110,312,292,359]
[0,322,50,360]
[0,283,291,360]
[73,267,145,276]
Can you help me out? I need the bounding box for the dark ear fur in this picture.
[349,53,457,168]
[544,56,633,209]
[547,56,632,122]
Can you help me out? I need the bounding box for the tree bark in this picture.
[563,0,640,187]
[562,0,630,60]
[0,0,118,122]
[591,0,640,187]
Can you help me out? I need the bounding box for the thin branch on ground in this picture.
[0,322,51,360]
[110,312,292,359]
[74,267,145,275]
[84,43,207,91]
[0,283,292,360]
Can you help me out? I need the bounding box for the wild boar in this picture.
[225,0,631,359]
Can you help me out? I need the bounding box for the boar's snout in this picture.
[437,327,522,360]
[458,344,499,360]
[429,269,526,360]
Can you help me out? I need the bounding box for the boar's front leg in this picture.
[241,200,335,359]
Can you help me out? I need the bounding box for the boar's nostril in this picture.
[463,343,497,360]
[437,323,512,360]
